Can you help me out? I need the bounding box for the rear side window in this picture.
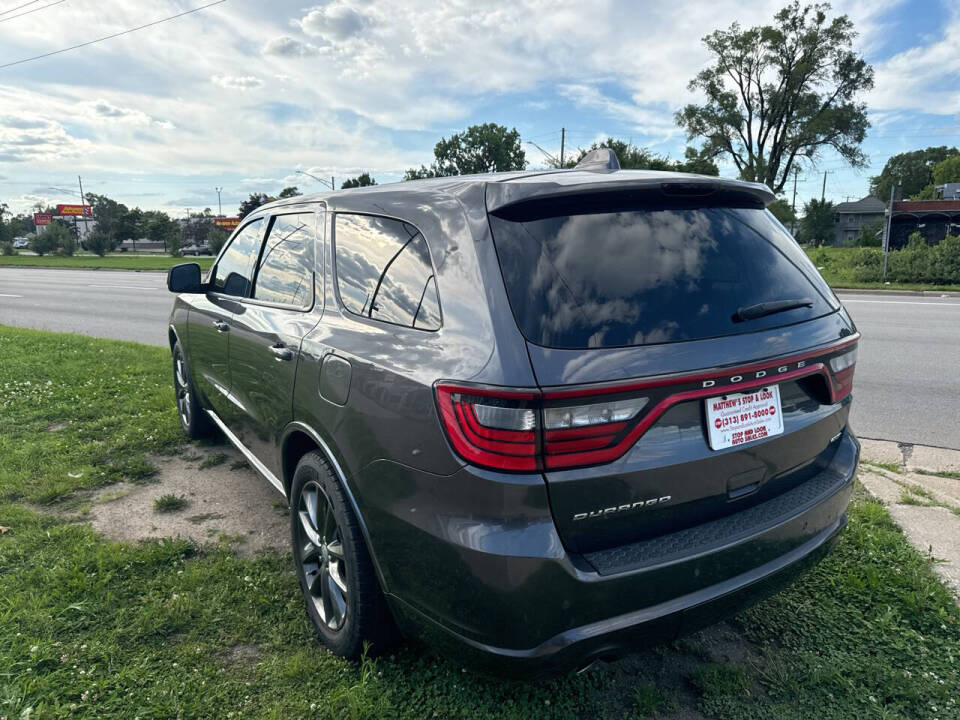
[489,200,835,349]
[253,213,314,308]
[334,213,441,330]
[211,218,263,297]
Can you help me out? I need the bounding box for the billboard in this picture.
[57,204,92,216]
[33,213,52,226]
[214,217,240,229]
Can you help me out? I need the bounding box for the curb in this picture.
[834,287,960,297]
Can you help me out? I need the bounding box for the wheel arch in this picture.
[280,421,390,591]
[168,324,180,352]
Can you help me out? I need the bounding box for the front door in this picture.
[189,217,265,424]
[228,209,323,478]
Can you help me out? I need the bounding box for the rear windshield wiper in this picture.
[732,298,813,323]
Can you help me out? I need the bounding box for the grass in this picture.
[916,468,960,481]
[861,459,905,474]
[199,453,228,469]
[2,324,959,719]
[0,253,214,272]
[804,246,960,292]
[153,494,189,513]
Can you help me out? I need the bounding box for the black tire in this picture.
[172,341,213,440]
[290,450,396,658]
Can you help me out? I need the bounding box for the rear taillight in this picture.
[435,383,648,472]
[829,347,857,401]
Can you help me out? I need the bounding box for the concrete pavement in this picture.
[0,269,958,449]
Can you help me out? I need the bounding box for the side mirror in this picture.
[167,262,204,293]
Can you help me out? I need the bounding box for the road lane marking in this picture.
[87,283,164,290]
[840,299,960,307]
[0,293,23,297]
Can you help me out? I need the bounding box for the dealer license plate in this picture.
[705,385,784,450]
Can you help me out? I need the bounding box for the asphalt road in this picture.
[1,269,958,449]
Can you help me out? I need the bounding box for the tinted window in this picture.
[211,219,263,297]
[334,214,441,330]
[253,213,315,307]
[489,202,835,349]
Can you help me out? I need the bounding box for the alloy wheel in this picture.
[173,351,191,428]
[296,480,348,631]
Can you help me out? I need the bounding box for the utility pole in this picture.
[560,127,565,167]
[331,176,336,191]
[791,167,799,234]
[77,175,90,250]
[821,171,828,202]
[215,187,223,217]
[882,180,897,281]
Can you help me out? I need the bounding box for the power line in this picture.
[0,0,41,16]
[0,0,64,24]
[0,0,226,70]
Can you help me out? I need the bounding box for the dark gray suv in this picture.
[166,151,859,676]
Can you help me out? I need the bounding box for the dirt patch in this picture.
[85,446,288,557]
[46,421,69,432]
[224,643,263,669]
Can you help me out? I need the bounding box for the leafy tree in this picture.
[85,229,112,257]
[932,154,960,186]
[341,173,377,189]
[84,193,127,247]
[404,123,526,179]
[32,224,68,255]
[182,213,215,247]
[278,186,302,199]
[676,1,873,193]
[562,139,720,175]
[799,198,835,245]
[768,198,797,227]
[870,146,958,201]
[206,228,228,255]
[238,193,272,219]
[143,212,181,254]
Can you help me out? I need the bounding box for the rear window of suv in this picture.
[489,195,837,349]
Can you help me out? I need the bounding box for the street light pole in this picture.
[215,187,223,217]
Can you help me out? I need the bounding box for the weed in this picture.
[915,468,960,481]
[633,682,673,717]
[200,453,228,469]
[154,494,189,513]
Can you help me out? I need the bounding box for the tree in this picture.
[341,173,377,189]
[32,224,69,255]
[932,154,960,187]
[854,219,882,247]
[768,198,797,227]
[206,228,228,255]
[799,198,835,245]
[562,138,720,175]
[143,211,181,254]
[278,186,302,199]
[85,229,112,257]
[84,193,128,248]
[676,1,874,194]
[238,193,272,219]
[404,123,526,179]
[870,146,958,201]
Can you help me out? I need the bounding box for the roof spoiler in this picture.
[573,148,620,172]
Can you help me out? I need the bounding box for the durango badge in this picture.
[573,495,672,522]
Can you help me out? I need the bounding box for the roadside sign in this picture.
[33,213,52,226]
[57,204,92,216]
[214,217,240,229]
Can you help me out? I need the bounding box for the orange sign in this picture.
[214,217,240,229]
[34,213,52,226]
[57,204,92,216]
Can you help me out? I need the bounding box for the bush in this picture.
[84,229,112,257]
[0,240,15,256]
[849,248,884,282]
[931,234,960,284]
[30,231,58,256]
[207,228,228,255]
[854,220,883,247]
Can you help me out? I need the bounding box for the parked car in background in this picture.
[180,243,212,256]
[165,149,860,677]
[12,237,29,249]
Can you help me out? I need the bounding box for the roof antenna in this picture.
[573,147,620,172]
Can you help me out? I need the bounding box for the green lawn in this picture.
[0,254,213,272]
[1,325,958,719]
[804,246,960,292]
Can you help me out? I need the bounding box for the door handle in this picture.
[269,344,294,361]
[212,320,229,333]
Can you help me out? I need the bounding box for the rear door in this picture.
[188,217,264,422]
[228,209,323,479]
[487,191,856,553]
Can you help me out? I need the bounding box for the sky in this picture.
[0,0,958,218]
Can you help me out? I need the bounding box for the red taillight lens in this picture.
[435,384,648,472]
[828,346,857,401]
[435,385,540,471]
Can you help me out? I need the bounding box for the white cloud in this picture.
[299,1,373,40]
[211,75,264,90]
[0,112,89,163]
[263,36,320,57]
[82,99,175,129]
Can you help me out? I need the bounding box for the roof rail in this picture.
[573,148,620,172]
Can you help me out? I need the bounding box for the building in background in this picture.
[832,195,885,246]
[889,200,960,248]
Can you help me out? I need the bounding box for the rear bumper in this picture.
[372,430,859,677]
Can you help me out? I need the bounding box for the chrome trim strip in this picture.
[206,409,286,498]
